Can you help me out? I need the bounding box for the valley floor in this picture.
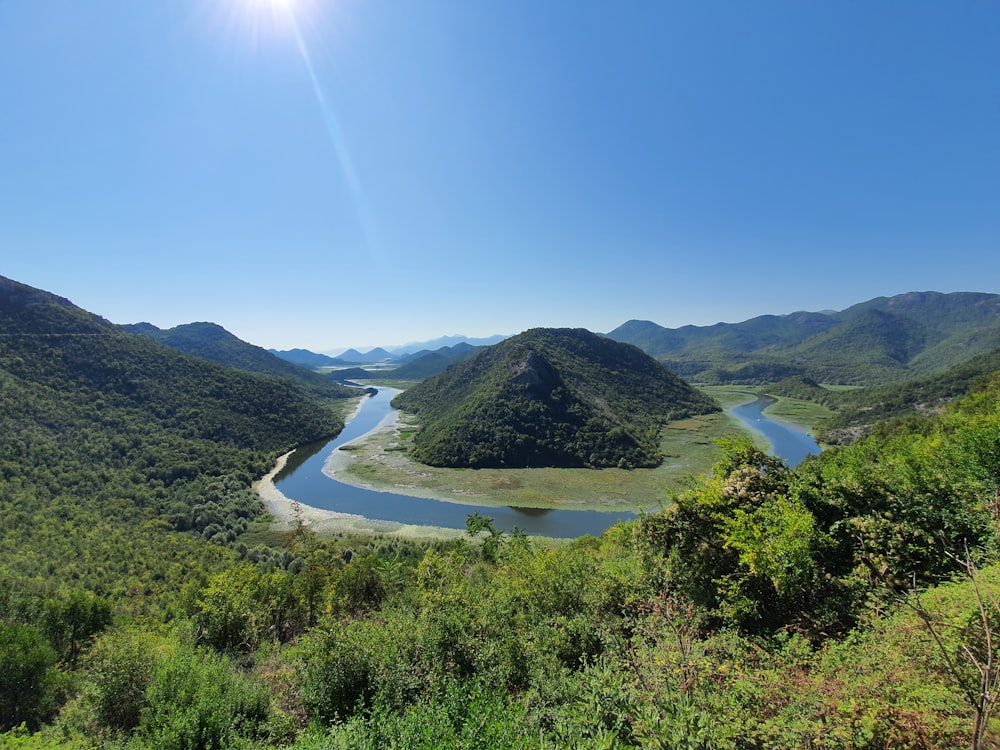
[255,388,831,539]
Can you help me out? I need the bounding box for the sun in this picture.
[201,0,310,52]
[258,0,295,9]
[244,0,296,17]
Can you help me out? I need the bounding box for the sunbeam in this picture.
[278,4,384,268]
[199,1,381,266]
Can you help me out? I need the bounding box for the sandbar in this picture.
[253,446,467,540]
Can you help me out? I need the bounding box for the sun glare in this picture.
[202,0,312,52]
[250,0,294,10]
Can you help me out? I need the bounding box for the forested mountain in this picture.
[385,342,482,380]
[330,347,395,364]
[387,333,509,354]
[124,322,358,399]
[269,347,342,368]
[392,328,720,469]
[0,274,347,591]
[767,347,1000,443]
[609,291,1000,385]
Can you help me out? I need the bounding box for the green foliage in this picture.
[799,405,995,595]
[311,677,539,750]
[0,623,58,731]
[812,348,1000,444]
[192,564,302,652]
[640,436,840,634]
[41,588,112,668]
[136,644,272,750]
[86,627,159,733]
[0,275,350,617]
[123,320,360,401]
[392,328,719,469]
[295,619,383,723]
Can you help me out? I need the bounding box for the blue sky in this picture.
[2,1,998,352]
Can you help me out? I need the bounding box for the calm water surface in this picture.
[728,396,822,467]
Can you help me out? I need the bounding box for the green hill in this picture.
[391,328,720,469]
[269,347,343,368]
[385,343,482,381]
[787,308,929,384]
[0,275,347,595]
[123,321,359,399]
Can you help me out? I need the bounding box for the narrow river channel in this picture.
[274,388,821,537]
[728,396,822,467]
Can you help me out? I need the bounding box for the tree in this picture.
[87,627,157,733]
[466,513,506,561]
[0,623,57,730]
[640,437,837,634]
[42,588,112,668]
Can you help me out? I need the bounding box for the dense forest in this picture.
[4,277,1000,748]
[609,291,1000,386]
[391,328,720,470]
[122,322,359,401]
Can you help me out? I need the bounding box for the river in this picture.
[274,388,821,537]
[728,395,822,467]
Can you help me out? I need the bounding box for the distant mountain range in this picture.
[270,291,1000,387]
[608,291,1000,385]
[382,334,509,356]
[271,334,510,368]
[391,328,720,470]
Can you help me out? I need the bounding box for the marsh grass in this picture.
[334,409,761,512]
[330,383,828,512]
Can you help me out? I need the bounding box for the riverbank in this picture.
[253,448,469,541]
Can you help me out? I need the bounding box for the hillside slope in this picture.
[608,291,1000,385]
[0,275,346,591]
[391,328,720,469]
[124,321,358,399]
[386,342,482,381]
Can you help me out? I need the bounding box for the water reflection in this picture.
[508,506,554,517]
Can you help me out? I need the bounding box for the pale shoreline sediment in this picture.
[252,393,466,539]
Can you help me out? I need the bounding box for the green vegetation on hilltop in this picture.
[392,328,720,469]
[0,276,348,612]
[383,343,481,381]
[765,348,1000,443]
